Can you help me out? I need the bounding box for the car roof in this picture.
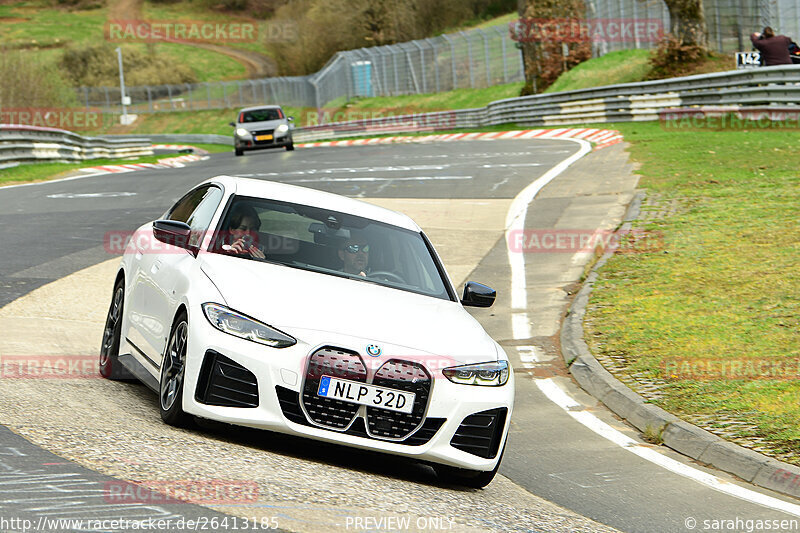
[238,105,284,113]
[205,176,421,232]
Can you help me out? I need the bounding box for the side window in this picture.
[166,186,210,223]
[186,187,224,247]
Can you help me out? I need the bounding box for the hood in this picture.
[199,253,497,363]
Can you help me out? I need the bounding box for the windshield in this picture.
[210,195,454,301]
[240,108,283,122]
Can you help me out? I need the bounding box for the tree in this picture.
[662,0,708,48]
[516,0,591,94]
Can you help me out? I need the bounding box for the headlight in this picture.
[276,124,289,133]
[202,303,296,348]
[442,360,509,386]
[235,128,250,137]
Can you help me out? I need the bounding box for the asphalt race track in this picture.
[1,140,799,532]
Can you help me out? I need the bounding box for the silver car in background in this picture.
[230,105,294,156]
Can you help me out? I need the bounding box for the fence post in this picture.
[205,82,211,110]
[104,87,111,113]
[426,38,440,93]
[477,28,490,86]
[496,27,508,83]
[442,34,457,90]
[460,31,475,88]
[186,83,193,110]
[411,40,427,93]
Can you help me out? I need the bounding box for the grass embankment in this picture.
[586,121,800,461]
[0,143,230,187]
[0,1,246,82]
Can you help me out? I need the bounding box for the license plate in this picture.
[317,376,415,414]
[255,134,273,141]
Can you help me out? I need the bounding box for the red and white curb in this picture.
[76,152,207,177]
[297,128,623,151]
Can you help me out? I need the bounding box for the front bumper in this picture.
[181,320,514,471]
[235,131,292,150]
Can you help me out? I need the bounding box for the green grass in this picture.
[585,121,800,461]
[545,49,652,93]
[0,1,245,82]
[326,82,525,112]
[92,107,311,136]
[0,144,230,186]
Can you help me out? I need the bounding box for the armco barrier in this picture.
[0,124,153,168]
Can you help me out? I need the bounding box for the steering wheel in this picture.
[367,270,406,284]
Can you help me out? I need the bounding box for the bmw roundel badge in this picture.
[366,344,382,357]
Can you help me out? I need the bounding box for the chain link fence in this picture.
[75,0,798,115]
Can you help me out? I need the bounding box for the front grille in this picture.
[366,360,432,439]
[301,347,366,430]
[450,408,507,459]
[195,350,259,408]
[276,386,444,446]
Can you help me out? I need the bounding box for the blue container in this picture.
[351,61,373,97]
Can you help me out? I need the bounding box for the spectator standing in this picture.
[750,27,793,65]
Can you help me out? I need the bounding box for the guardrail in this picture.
[0,125,153,169]
[291,66,800,142]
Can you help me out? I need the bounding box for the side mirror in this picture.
[461,282,496,308]
[287,116,294,122]
[153,220,192,249]
[228,121,236,127]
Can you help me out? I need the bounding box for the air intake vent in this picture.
[195,350,258,408]
[450,408,507,459]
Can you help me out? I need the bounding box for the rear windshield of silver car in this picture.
[210,196,455,301]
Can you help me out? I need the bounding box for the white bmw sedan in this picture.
[100,176,514,487]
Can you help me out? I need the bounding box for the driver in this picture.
[338,234,370,277]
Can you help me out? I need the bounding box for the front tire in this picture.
[159,313,193,427]
[285,142,294,151]
[99,279,133,380]
[235,147,244,156]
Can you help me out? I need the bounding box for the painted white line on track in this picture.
[505,139,592,310]
[508,139,800,518]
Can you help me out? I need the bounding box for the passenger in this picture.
[226,204,266,259]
